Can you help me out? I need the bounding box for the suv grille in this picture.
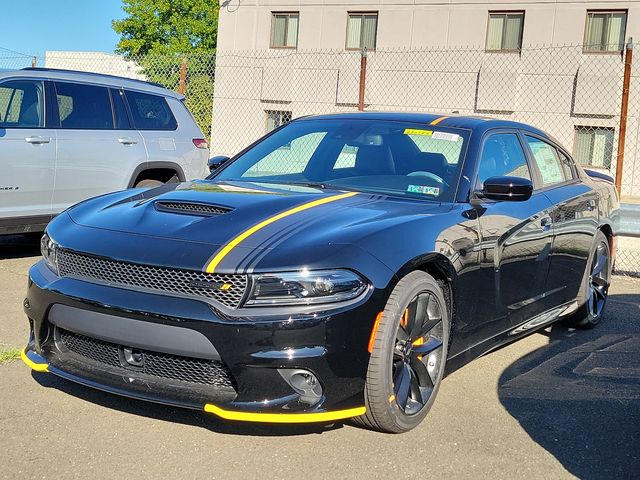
[57,328,235,388]
[57,249,247,308]
[155,201,232,216]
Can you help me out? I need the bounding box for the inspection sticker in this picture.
[407,185,440,196]
[404,128,433,136]
[432,131,460,142]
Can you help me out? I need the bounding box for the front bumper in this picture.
[23,261,387,422]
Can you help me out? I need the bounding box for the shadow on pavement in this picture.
[31,371,347,437]
[0,234,41,260]
[498,292,640,479]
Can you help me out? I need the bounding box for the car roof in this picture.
[0,68,184,100]
[297,111,551,139]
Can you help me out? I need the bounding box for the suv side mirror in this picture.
[208,155,231,173]
[479,176,533,202]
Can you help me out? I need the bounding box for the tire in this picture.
[134,179,163,189]
[357,270,449,433]
[563,230,612,329]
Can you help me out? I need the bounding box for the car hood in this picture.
[62,180,446,274]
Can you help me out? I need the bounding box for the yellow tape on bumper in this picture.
[21,348,49,372]
[204,403,366,423]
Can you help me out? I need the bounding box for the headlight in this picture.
[245,269,367,307]
[40,233,59,275]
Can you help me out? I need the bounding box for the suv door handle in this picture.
[586,199,596,211]
[25,136,51,144]
[540,216,552,230]
[118,137,138,145]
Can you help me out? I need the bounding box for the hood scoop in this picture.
[154,200,233,217]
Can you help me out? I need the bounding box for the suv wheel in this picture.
[135,179,164,188]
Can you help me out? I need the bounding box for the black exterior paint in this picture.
[24,112,620,415]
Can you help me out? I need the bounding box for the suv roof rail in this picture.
[20,67,166,89]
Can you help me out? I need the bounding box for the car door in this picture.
[472,131,556,339]
[523,134,599,305]
[123,89,183,179]
[0,78,55,224]
[51,82,146,214]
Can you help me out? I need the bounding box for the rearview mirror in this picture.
[479,176,533,202]
[208,155,231,173]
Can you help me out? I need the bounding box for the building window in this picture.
[584,10,627,53]
[485,12,524,52]
[270,13,299,48]
[574,127,614,169]
[346,13,378,51]
[266,110,292,132]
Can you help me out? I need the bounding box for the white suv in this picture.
[0,68,209,235]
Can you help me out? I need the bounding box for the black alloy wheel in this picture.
[564,230,612,329]
[358,270,449,433]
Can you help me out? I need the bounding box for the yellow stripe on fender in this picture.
[205,191,358,273]
[204,403,366,423]
[21,348,49,372]
[430,116,448,125]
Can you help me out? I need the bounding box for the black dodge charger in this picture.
[23,113,619,433]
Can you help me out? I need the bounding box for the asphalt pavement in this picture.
[1,234,638,480]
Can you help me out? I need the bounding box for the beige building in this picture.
[211,1,640,198]
[217,1,637,51]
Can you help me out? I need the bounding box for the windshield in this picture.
[214,118,469,202]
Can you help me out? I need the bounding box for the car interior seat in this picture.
[353,145,396,176]
[19,90,41,127]
[403,151,449,179]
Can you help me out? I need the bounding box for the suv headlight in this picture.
[40,233,59,275]
[245,269,367,307]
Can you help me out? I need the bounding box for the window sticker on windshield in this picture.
[432,131,460,142]
[404,128,433,136]
[407,185,440,196]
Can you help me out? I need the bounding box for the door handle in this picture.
[540,216,552,231]
[118,137,138,145]
[586,199,596,211]
[25,136,51,144]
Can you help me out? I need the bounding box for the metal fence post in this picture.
[358,48,367,111]
[615,38,633,196]
[178,57,187,95]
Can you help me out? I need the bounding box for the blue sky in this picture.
[1,1,124,58]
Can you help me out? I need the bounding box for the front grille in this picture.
[155,201,232,216]
[57,328,235,388]
[59,327,120,367]
[57,249,247,308]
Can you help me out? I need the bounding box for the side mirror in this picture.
[479,176,533,202]
[208,155,231,173]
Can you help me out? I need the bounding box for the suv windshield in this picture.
[214,118,468,202]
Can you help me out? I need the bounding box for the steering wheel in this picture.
[407,171,449,187]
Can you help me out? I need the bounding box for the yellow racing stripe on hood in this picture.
[205,191,358,273]
[430,116,448,125]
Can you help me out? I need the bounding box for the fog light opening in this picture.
[278,369,323,406]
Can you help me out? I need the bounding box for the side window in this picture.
[557,150,576,180]
[333,145,358,169]
[243,132,326,177]
[125,90,177,131]
[55,82,114,130]
[0,80,44,128]
[525,136,570,187]
[110,89,131,130]
[477,133,531,188]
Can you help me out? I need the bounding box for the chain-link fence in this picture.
[1,45,638,274]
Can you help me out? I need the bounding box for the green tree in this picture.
[112,0,219,56]
[112,0,220,139]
